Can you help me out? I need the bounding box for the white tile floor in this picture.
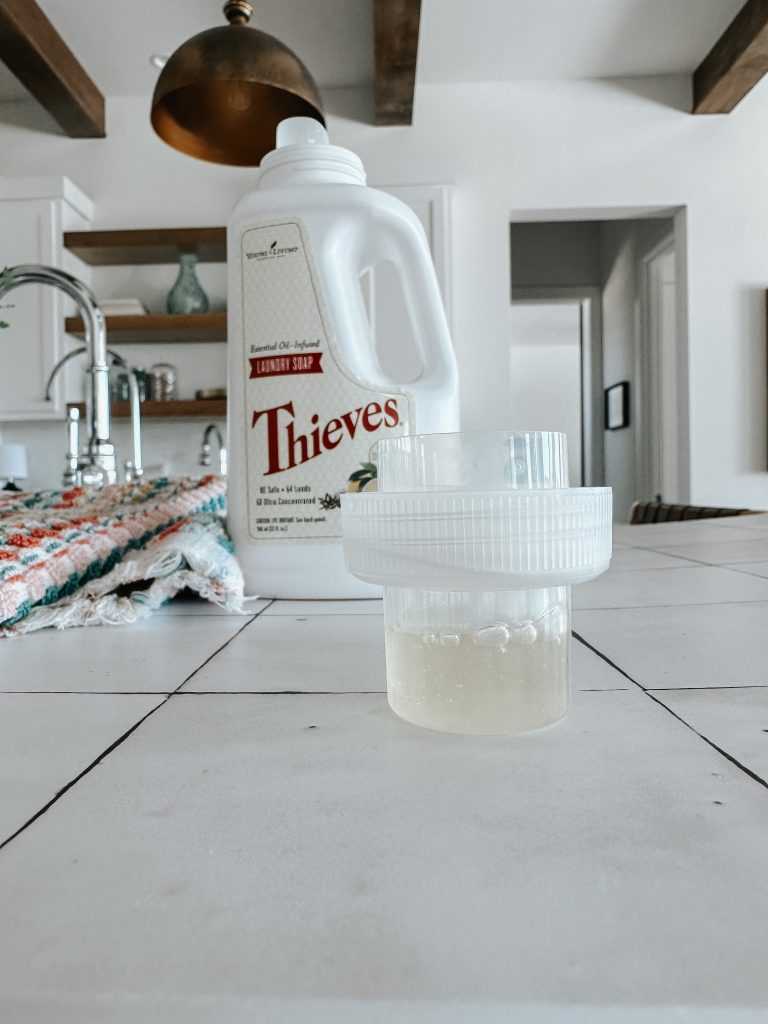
[574,602,768,689]
[184,613,387,693]
[642,536,768,566]
[0,692,163,839]
[261,598,384,616]
[725,560,768,579]
[603,547,698,571]
[0,615,253,693]
[651,687,768,782]
[2,517,768,1019]
[612,521,754,546]
[183,613,627,696]
[2,688,768,1013]
[572,564,768,610]
[572,638,631,690]
[715,512,768,530]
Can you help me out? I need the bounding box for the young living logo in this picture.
[245,239,299,261]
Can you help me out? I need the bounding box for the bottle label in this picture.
[240,221,409,542]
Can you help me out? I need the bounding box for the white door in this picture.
[509,301,584,485]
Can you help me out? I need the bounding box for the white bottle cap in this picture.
[276,117,329,148]
[260,117,365,185]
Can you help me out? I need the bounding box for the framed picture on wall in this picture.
[605,381,630,430]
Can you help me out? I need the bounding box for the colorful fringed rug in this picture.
[0,475,245,636]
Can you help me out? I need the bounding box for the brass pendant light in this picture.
[151,0,325,166]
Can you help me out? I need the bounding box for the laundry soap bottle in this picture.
[227,117,459,598]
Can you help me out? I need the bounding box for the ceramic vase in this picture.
[167,252,209,314]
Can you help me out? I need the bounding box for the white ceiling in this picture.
[420,0,745,82]
[0,0,747,102]
[28,0,374,97]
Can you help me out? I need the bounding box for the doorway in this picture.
[509,211,689,520]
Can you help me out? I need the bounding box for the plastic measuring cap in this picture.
[342,431,613,592]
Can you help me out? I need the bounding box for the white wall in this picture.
[1,76,768,506]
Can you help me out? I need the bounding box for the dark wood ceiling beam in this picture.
[693,0,768,114]
[0,0,104,137]
[374,0,422,126]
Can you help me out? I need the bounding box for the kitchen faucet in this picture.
[199,423,227,476]
[0,265,115,486]
[44,346,144,484]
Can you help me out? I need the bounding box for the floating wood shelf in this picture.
[68,399,226,419]
[63,227,226,265]
[65,313,227,343]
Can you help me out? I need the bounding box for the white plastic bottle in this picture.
[227,118,459,598]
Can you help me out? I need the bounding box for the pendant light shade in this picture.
[151,0,325,167]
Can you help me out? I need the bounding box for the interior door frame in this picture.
[511,286,604,486]
[640,235,673,502]
[639,231,690,505]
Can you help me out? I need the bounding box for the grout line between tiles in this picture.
[0,602,274,853]
[261,612,383,618]
[0,696,167,853]
[572,633,648,690]
[576,597,768,611]
[572,633,768,795]
[0,690,176,696]
[174,690,385,695]
[638,548,768,569]
[577,687,629,692]
[719,565,768,580]
[608,558,729,566]
[644,691,768,794]
[632,549,723,567]
[151,614,257,619]
[172,606,269,692]
[612,553,712,569]
[647,684,768,692]
[1,688,631,696]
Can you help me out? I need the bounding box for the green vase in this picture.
[167,252,209,314]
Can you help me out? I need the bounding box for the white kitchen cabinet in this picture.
[0,178,92,421]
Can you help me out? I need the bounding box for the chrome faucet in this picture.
[199,423,227,475]
[0,265,115,486]
[45,347,144,484]
[123,367,144,483]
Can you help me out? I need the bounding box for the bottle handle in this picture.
[321,203,459,398]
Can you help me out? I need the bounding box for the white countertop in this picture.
[2,515,768,1023]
